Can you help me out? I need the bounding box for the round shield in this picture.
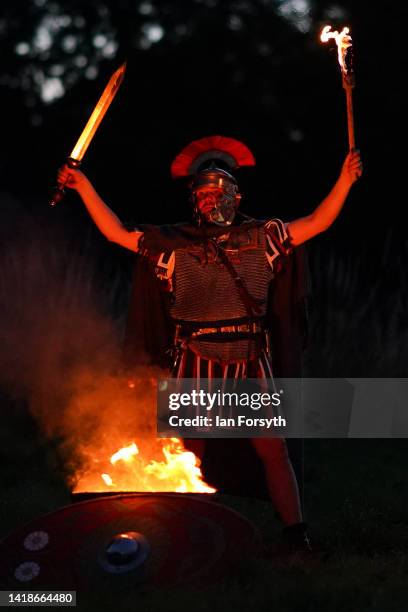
[0,493,261,590]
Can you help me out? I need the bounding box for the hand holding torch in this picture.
[320,26,355,151]
[50,62,126,206]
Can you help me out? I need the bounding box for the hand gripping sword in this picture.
[50,62,126,206]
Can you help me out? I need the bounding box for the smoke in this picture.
[0,195,164,489]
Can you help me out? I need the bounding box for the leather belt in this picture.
[189,322,262,337]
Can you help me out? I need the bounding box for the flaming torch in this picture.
[320,25,355,151]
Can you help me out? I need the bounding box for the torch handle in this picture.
[342,74,356,151]
[49,158,81,207]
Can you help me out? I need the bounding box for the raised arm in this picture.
[287,150,363,246]
[57,165,142,253]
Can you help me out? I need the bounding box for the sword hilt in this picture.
[49,158,81,207]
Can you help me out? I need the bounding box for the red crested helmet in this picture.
[171,136,255,226]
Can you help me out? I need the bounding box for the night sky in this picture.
[1,1,404,222]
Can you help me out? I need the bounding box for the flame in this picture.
[66,371,215,494]
[101,473,114,486]
[320,25,352,73]
[73,438,216,494]
[144,439,213,493]
[110,442,139,464]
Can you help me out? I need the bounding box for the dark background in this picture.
[0,2,408,609]
[2,0,405,226]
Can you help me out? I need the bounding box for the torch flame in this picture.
[320,25,352,73]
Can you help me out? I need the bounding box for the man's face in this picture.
[194,186,240,225]
[195,187,225,214]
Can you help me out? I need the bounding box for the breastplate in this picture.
[170,226,272,322]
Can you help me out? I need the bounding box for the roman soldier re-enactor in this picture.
[58,135,362,555]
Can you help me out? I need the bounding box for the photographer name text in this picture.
[168,414,286,429]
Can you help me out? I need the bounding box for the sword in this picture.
[50,62,126,206]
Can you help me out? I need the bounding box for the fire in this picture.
[110,442,139,464]
[66,370,215,494]
[144,439,212,493]
[101,473,114,486]
[320,25,352,73]
[73,438,215,494]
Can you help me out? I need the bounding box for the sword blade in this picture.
[70,62,126,161]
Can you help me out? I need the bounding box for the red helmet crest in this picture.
[171,135,256,178]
